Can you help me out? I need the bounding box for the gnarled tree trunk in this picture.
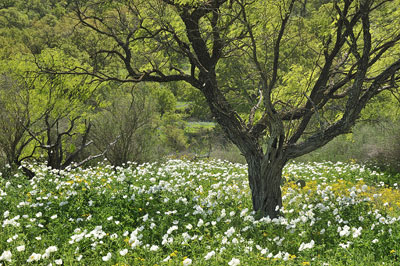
[246,154,286,218]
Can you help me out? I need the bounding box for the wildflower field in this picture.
[1,160,400,265]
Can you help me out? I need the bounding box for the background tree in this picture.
[0,47,99,175]
[41,0,400,217]
[0,72,36,177]
[90,85,161,166]
[26,49,98,170]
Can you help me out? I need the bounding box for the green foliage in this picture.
[0,46,99,169]
[0,73,31,166]
[152,86,177,116]
[296,120,400,178]
[184,121,215,135]
[0,7,29,28]
[159,113,189,153]
[90,86,162,165]
[210,144,247,164]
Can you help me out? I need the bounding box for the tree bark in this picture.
[246,154,285,218]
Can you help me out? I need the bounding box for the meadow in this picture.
[1,159,400,265]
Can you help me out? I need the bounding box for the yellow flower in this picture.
[302,262,310,266]
[170,250,178,257]
[390,249,396,254]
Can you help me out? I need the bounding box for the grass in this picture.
[1,160,400,265]
[176,102,191,110]
[184,122,216,135]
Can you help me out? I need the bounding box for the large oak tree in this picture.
[55,0,400,217]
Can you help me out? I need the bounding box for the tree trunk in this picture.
[246,154,285,218]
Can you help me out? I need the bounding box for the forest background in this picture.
[1,0,400,177]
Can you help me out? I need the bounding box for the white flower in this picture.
[274,251,283,259]
[182,258,192,265]
[27,252,41,262]
[45,246,58,253]
[352,227,362,238]
[186,224,193,230]
[102,252,112,261]
[204,251,215,260]
[51,214,58,220]
[261,248,268,255]
[16,245,25,252]
[119,249,128,256]
[3,211,9,218]
[55,259,63,265]
[339,242,352,249]
[167,225,178,234]
[150,245,159,252]
[36,212,42,218]
[228,257,240,266]
[197,219,204,227]
[224,227,235,237]
[338,225,351,237]
[299,240,315,251]
[372,239,379,244]
[43,246,58,259]
[0,250,12,262]
[240,208,248,217]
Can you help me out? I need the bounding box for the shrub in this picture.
[90,87,162,165]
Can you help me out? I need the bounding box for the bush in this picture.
[90,87,162,166]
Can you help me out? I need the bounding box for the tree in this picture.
[51,0,400,218]
[0,48,99,175]
[90,85,161,166]
[0,73,36,177]
[26,49,98,170]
